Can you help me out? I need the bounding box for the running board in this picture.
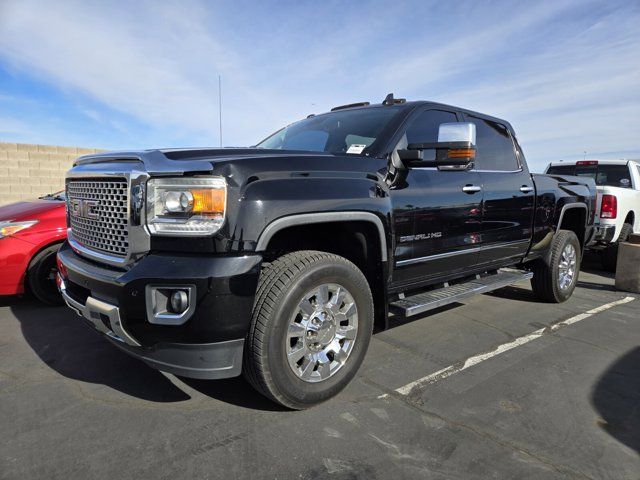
[389,270,533,317]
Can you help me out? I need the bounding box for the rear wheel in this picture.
[531,230,580,303]
[243,250,374,409]
[601,223,632,272]
[27,244,63,305]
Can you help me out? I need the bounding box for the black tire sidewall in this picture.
[28,245,63,305]
[264,260,373,407]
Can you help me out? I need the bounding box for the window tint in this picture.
[589,165,631,188]
[257,106,402,155]
[286,130,329,151]
[467,116,518,171]
[546,165,575,175]
[547,163,633,188]
[405,109,457,145]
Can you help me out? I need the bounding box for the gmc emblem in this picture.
[69,199,100,220]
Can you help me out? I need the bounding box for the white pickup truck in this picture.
[545,159,640,271]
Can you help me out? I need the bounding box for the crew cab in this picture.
[57,95,596,408]
[545,159,640,270]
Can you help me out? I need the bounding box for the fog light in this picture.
[146,284,195,325]
[170,290,189,314]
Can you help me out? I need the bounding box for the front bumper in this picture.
[60,278,243,378]
[57,242,262,379]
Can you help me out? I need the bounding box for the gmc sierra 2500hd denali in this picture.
[58,94,596,409]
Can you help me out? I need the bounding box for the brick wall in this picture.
[0,141,105,206]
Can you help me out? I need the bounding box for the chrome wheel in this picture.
[286,283,358,383]
[558,243,577,290]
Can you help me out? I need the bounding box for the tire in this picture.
[243,250,374,409]
[530,230,581,303]
[27,244,63,305]
[601,223,633,272]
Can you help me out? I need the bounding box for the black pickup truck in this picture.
[57,95,596,408]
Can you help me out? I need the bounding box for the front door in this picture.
[391,109,483,286]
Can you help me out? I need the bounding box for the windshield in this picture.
[546,164,632,188]
[256,106,402,155]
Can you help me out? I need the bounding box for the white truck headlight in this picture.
[146,177,226,236]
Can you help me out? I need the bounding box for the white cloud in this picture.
[0,0,638,164]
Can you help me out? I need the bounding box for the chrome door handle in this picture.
[462,185,482,193]
[520,186,534,193]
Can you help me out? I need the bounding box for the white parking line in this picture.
[393,296,635,396]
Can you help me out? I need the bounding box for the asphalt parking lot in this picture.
[1,257,639,479]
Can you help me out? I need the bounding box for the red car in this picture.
[0,192,67,304]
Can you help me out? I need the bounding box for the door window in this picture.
[467,116,519,171]
[404,109,458,145]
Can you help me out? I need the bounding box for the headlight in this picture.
[146,177,226,236]
[0,220,38,238]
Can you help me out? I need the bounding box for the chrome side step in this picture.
[389,270,533,317]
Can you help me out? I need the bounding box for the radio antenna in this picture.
[218,75,223,148]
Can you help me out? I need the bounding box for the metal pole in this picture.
[218,75,223,148]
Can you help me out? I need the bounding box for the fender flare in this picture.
[556,203,588,233]
[255,211,388,262]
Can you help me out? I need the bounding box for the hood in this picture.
[72,148,336,175]
[0,199,65,222]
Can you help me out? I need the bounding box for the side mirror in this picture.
[406,122,477,171]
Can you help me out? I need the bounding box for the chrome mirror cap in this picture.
[438,122,476,145]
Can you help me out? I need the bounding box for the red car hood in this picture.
[0,199,66,222]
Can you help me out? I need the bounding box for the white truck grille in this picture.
[67,179,129,257]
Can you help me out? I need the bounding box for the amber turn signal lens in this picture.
[191,188,225,214]
[448,148,476,159]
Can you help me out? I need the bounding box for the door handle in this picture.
[462,185,482,194]
[520,185,534,193]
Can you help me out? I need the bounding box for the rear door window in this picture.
[466,116,519,171]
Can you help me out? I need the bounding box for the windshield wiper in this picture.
[39,193,65,201]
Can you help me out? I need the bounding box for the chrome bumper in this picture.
[592,224,616,244]
[59,277,140,346]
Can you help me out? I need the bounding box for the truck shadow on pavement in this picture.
[9,296,287,410]
[592,347,640,454]
[9,297,191,403]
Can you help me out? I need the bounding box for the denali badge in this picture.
[69,199,100,220]
[400,232,443,242]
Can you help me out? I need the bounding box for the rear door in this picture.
[463,115,534,265]
[391,108,482,285]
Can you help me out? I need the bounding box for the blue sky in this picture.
[0,0,638,172]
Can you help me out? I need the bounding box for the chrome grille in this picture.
[67,179,129,257]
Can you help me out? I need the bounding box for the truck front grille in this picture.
[67,179,129,257]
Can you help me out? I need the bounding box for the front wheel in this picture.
[530,230,581,303]
[243,251,374,409]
